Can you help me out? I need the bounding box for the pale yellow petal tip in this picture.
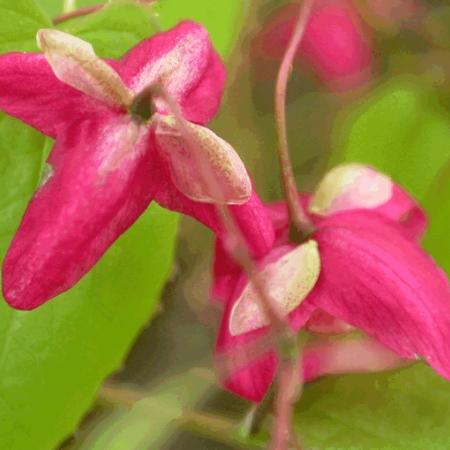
[154,115,252,205]
[229,240,321,336]
[309,163,393,216]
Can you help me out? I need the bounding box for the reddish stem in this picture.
[274,0,315,239]
[53,4,103,24]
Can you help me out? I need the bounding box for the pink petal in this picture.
[211,239,242,302]
[304,308,355,335]
[2,112,156,310]
[151,140,275,259]
[37,29,133,109]
[309,164,427,240]
[302,335,409,382]
[0,52,103,138]
[229,242,320,336]
[152,114,251,205]
[311,210,450,379]
[215,257,315,402]
[119,21,226,124]
[375,184,427,240]
[301,0,373,89]
[309,164,394,216]
[258,0,372,90]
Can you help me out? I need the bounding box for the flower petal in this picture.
[215,266,315,402]
[311,210,450,379]
[2,112,156,310]
[0,52,99,137]
[309,163,393,216]
[119,21,225,123]
[304,308,355,335]
[153,114,251,205]
[310,163,427,239]
[376,184,427,240]
[229,241,320,336]
[37,29,132,108]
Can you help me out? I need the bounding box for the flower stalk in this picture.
[274,0,315,241]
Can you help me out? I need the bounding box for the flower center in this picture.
[129,87,156,123]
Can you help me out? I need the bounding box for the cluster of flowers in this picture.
[0,20,448,404]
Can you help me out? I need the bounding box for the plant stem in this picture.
[53,4,103,24]
[274,0,315,240]
[53,0,155,25]
[152,83,303,449]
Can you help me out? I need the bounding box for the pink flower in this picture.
[213,163,450,402]
[0,22,274,310]
[254,0,373,90]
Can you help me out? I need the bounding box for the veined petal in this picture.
[311,210,450,379]
[2,112,156,310]
[0,52,99,137]
[119,21,225,124]
[310,163,393,216]
[215,267,315,402]
[229,241,320,336]
[37,29,132,108]
[153,114,251,205]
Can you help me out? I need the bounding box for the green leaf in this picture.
[422,161,450,273]
[331,77,450,202]
[0,0,50,52]
[294,364,450,449]
[155,0,249,57]
[79,370,214,450]
[0,3,178,450]
[57,2,159,58]
[38,0,100,18]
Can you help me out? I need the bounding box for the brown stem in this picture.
[53,4,103,24]
[274,0,315,240]
[53,0,155,25]
[150,85,301,449]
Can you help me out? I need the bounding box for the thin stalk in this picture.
[150,84,292,336]
[53,4,103,24]
[151,84,302,449]
[274,0,315,240]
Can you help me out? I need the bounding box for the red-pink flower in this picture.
[255,0,373,90]
[0,22,275,310]
[214,163,450,402]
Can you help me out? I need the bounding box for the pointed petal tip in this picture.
[154,114,252,205]
[229,240,320,336]
[310,163,393,216]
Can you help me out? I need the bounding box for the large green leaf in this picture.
[155,0,249,57]
[0,0,50,51]
[422,161,450,273]
[331,77,450,202]
[0,3,178,449]
[295,363,450,449]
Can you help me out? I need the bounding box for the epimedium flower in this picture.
[253,0,373,91]
[213,163,450,402]
[0,22,276,310]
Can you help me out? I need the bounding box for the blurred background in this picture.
[0,0,449,449]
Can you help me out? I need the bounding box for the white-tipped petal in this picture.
[154,114,252,205]
[37,29,132,107]
[229,240,321,336]
[310,163,393,216]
